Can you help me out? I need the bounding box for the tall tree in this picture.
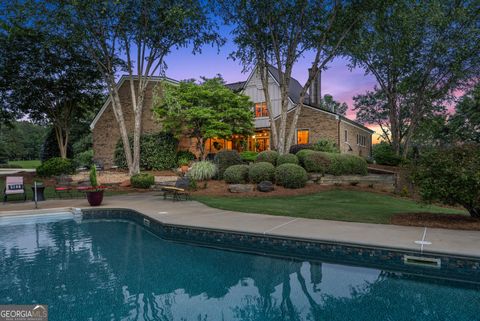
[53,0,222,174]
[321,94,348,115]
[153,77,254,159]
[219,0,367,154]
[345,0,480,157]
[449,84,480,144]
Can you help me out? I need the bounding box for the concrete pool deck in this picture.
[1,192,479,258]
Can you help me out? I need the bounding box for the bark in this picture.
[258,63,278,150]
[53,125,68,159]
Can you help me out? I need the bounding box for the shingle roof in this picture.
[225,81,246,92]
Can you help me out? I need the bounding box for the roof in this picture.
[90,75,179,129]
[225,81,246,92]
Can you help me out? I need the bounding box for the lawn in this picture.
[8,160,42,169]
[194,190,466,224]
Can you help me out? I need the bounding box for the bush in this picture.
[296,149,315,167]
[372,142,402,166]
[255,150,279,165]
[248,162,275,183]
[224,164,250,184]
[413,144,480,217]
[177,150,196,162]
[74,149,94,168]
[41,128,73,162]
[313,139,340,153]
[277,153,299,166]
[275,163,308,189]
[240,151,258,162]
[187,161,217,181]
[214,150,243,179]
[327,154,368,176]
[131,173,154,189]
[289,144,314,154]
[303,152,331,173]
[36,157,76,177]
[114,132,178,170]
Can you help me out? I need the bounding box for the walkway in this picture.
[1,192,479,258]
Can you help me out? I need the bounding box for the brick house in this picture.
[90,67,373,168]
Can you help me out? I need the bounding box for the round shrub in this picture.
[313,139,340,153]
[327,154,368,176]
[240,151,258,162]
[177,150,196,162]
[187,161,217,181]
[275,163,308,189]
[277,153,299,166]
[289,144,314,154]
[303,151,331,173]
[296,149,315,167]
[131,173,154,189]
[36,157,76,177]
[372,142,402,166]
[255,150,278,165]
[224,164,250,184]
[74,149,94,168]
[214,150,243,179]
[248,162,275,183]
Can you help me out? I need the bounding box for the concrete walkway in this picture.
[1,192,479,258]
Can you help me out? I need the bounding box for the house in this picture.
[90,67,373,168]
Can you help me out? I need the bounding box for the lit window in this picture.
[255,102,269,117]
[297,129,309,144]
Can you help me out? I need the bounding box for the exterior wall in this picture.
[339,120,372,157]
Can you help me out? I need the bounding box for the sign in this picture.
[0,305,48,321]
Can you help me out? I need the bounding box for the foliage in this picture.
[187,161,217,181]
[89,166,98,187]
[372,142,402,166]
[72,133,93,155]
[275,164,308,189]
[131,173,155,189]
[303,152,331,174]
[36,157,76,177]
[240,151,258,162]
[0,121,47,161]
[74,149,94,168]
[114,133,178,170]
[177,156,191,167]
[449,84,480,144]
[154,77,254,159]
[176,150,196,163]
[313,139,340,153]
[248,162,275,183]
[289,144,314,154]
[223,164,250,184]
[327,154,368,176]
[41,127,73,162]
[295,149,315,167]
[0,142,8,164]
[413,145,480,217]
[213,150,243,180]
[276,153,299,166]
[255,150,278,165]
[320,94,348,115]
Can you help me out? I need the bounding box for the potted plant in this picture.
[86,166,105,206]
[178,156,190,173]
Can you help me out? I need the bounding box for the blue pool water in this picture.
[0,214,479,321]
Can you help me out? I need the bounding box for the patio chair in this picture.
[161,177,190,201]
[3,176,27,203]
[54,175,73,198]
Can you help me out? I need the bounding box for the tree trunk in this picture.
[53,125,68,159]
[132,87,146,175]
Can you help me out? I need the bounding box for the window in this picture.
[344,130,348,142]
[297,129,309,144]
[255,102,269,118]
[357,134,367,147]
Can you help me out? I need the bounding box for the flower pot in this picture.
[86,190,104,206]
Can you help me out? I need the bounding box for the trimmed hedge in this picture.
[303,152,331,173]
[224,164,250,184]
[275,163,308,189]
[327,153,368,176]
[372,142,402,166]
[114,132,178,170]
[240,151,258,162]
[36,157,76,177]
[296,149,315,167]
[214,150,243,179]
[187,161,217,181]
[313,139,339,153]
[289,144,314,154]
[248,162,275,183]
[255,150,278,165]
[277,153,299,166]
[131,173,154,189]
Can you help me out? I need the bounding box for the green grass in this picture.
[7,160,42,169]
[194,190,466,224]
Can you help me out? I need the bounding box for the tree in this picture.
[0,121,47,161]
[54,0,222,174]
[449,84,480,144]
[321,94,348,115]
[218,0,367,154]
[345,0,480,157]
[153,77,254,159]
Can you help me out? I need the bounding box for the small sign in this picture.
[0,305,48,321]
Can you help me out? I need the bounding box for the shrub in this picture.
[131,173,154,189]
[313,139,340,153]
[36,157,76,177]
[289,144,314,154]
[248,162,275,183]
[177,150,196,162]
[224,164,250,184]
[303,152,331,173]
[41,128,73,161]
[89,166,98,187]
[74,149,94,168]
[214,150,243,179]
[275,163,308,189]
[255,150,279,165]
[413,144,480,217]
[114,132,178,170]
[277,153,299,166]
[187,161,217,181]
[372,142,402,166]
[296,149,315,167]
[0,164,19,168]
[327,154,368,176]
[240,151,258,162]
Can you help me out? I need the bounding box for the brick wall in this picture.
[339,120,372,157]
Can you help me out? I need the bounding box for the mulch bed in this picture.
[391,213,480,231]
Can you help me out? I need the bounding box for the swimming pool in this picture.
[0,212,479,321]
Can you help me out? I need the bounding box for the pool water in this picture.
[0,214,479,321]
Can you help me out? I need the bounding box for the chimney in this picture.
[308,68,321,107]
